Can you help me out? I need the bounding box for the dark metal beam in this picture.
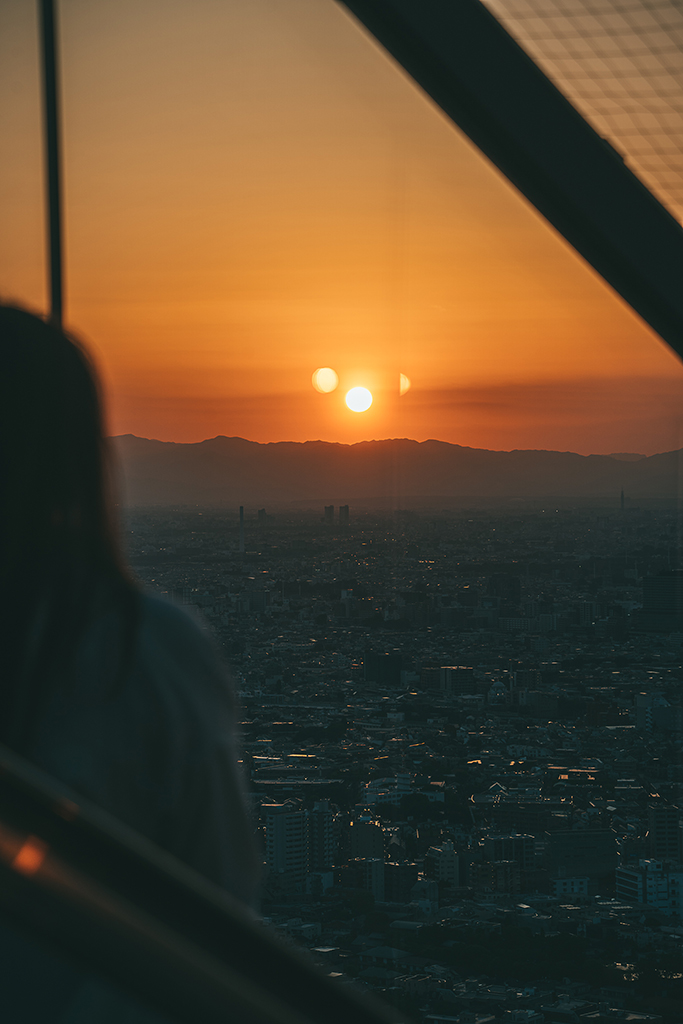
[340,0,683,360]
[39,0,64,328]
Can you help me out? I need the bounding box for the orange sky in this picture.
[2,0,683,453]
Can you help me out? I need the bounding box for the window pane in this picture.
[3,1,683,1019]
[0,0,45,311]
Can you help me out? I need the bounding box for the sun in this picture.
[345,387,373,412]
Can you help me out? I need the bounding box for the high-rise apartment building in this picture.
[424,840,459,884]
[307,800,336,873]
[355,858,385,901]
[648,801,682,863]
[616,859,683,916]
[484,834,535,872]
[422,666,476,695]
[263,801,307,888]
[263,799,338,889]
[469,859,521,894]
[349,819,384,860]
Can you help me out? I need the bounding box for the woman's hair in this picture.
[0,305,138,751]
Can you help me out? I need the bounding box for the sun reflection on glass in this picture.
[311,367,339,393]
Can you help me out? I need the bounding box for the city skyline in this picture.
[124,499,683,1021]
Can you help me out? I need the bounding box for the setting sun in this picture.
[345,387,373,413]
[2,0,681,453]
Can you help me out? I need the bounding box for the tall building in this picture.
[424,840,459,884]
[423,666,476,694]
[324,505,334,524]
[438,666,475,695]
[470,860,521,894]
[339,504,349,524]
[616,859,683,916]
[263,800,338,889]
[648,801,681,863]
[484,834,535,872]
[356,858,385,901]
[263,801,307,888]
[307,800,336,872]
[384,861,419,902]
[349,819,384,860]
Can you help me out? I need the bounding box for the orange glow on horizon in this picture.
[2,0,683,454]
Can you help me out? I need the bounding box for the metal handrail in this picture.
[0,745,405,1024]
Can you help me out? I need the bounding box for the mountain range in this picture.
[111,435,683,507]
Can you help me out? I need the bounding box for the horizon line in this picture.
[110,433,662,459]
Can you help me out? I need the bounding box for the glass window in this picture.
[2,1,683,1019]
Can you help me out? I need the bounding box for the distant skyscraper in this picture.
[257,508,267,523]
[324,505,334,524]
[339,505,349,524]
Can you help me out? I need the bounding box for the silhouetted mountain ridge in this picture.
[112,434,683,505]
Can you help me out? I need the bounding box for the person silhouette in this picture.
[0,302,260,907]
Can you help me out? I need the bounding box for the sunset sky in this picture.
[2,0,683,454]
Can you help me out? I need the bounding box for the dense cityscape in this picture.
[125,500,683,1024]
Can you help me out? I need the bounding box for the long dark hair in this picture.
[0,305,139,752]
